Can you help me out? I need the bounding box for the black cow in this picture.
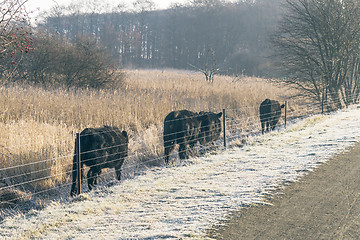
[163,110,200,165]
[259,99,285,134]
[163,110,222,165]
[198,111,223,145]
[70,126,128,196]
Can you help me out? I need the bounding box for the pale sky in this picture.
[26,0,184,13]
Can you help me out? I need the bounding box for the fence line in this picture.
[0,92,348,151]
[0,153,74,172]
[0,96,350,176]
[0,126,225,192]
[0,95,351,181]
[0,94,358,201]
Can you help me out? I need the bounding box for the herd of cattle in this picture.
[70,98,284,196]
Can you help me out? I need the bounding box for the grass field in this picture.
[2,103,359,239]
[0,69,300,200]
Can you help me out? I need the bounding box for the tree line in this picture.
[2,0,360,110]
[38,0,283,77]
[0,0,125,88]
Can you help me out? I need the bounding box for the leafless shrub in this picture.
[14,33,125,89]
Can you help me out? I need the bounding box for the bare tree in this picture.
[190,47,219,83]
[272,0,360,110]
[132,0,156,67]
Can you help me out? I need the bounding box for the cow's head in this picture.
[197,111,222,144]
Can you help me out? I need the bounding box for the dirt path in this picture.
[207,143,360,239]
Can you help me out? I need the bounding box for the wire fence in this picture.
[0,92,358,209]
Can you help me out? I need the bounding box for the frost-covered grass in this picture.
[1,106,359,239]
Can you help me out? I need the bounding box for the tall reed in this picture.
[0,69,299,193]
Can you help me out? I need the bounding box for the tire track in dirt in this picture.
[207,142,360,239]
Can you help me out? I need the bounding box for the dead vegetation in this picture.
[0,69,300,208]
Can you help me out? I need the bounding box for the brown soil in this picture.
[207,143,360,239]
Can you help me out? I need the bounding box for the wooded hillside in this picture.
[38,0,283,77]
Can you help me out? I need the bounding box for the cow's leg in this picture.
[115,164,123,181]
[261,121,265,134]
[164,139,175,165]
[87,168,101,191]
[164,142,175,165]
[165,144,175,164]
[189,140,197,157]
[176,134,187,160]
[94,169,102,185]
[271,119,279,131]
[178,142,188,160]
[266,121,270,132]
[115,168,121,181]
[87,168,95,191]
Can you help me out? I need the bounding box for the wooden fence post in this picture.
[223,108,226,149]
[76,132,82,195]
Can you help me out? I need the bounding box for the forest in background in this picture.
[3,0,359,108]
[38,0,283,77]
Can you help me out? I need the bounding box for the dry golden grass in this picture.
[0,69,300,195]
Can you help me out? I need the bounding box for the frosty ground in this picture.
[1,106,360,239]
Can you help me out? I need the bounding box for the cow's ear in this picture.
[197,112,207,121]
[281,104,285,109]
[217,112,223,118]
[198,111,206,118]
[122,131,128,138]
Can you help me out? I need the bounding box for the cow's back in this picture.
[164,110,199,142]
[80,126,128,168]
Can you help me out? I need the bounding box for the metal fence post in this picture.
[76,132,82,195]
[223,108,226,149]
